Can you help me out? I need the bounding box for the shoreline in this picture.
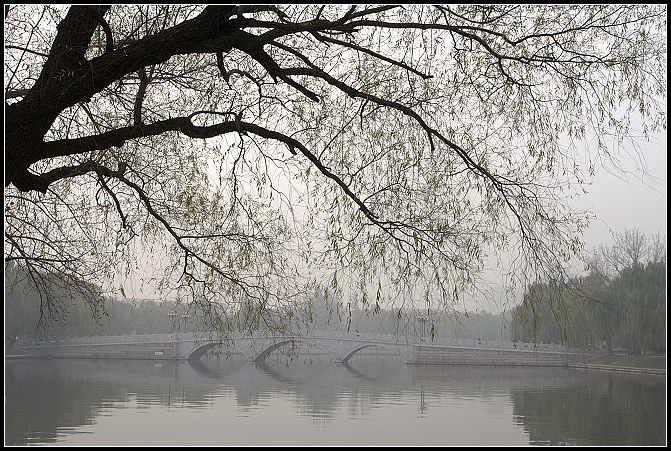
[6,352,666,376]
[568,362,665,376]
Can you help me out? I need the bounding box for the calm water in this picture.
[4,353,666,446]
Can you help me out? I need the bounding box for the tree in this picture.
[509,279,592,347]
[5,262,42,345]
[512,230,666,353]
[610,258,666,355]
[4,261,108,343]
[589,229,665,279]
[4,5,667,335]
[583,228,666,354]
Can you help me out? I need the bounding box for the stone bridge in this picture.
[14,330,417,363]
[183,330,416,363]
[13,331,596,366]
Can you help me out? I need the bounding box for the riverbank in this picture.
[570,354,666,376]
[5,348,33,359]
[6,347,666,376]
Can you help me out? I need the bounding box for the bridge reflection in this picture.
[188,349,399,384]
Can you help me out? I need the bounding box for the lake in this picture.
[4,353,666,446]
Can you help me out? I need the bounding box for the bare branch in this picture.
[5,89,31,100]
[4,44,49,58]
[133,67,149,125]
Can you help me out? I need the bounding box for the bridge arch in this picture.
[339,343,401,365]
[186,342,245,362]
[184,336,342,363]
[252,339,338,364]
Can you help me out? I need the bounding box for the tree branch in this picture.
[4,44,49,58]
[133,67,149,125]
[109,169,262,299]
[15,160,127,194]
[31,116,378,219]
[306,32,433,80]
[91,7,115,53]
[5,89,31,100]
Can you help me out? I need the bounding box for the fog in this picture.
[575,126,666,252]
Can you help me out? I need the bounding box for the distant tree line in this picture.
[6,261,510,344]
[7,228,664,353]
[5,262,187,344]
[511,229,666,355]
[303,291,511,341]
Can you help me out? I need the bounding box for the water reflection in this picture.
[4,354,666,446]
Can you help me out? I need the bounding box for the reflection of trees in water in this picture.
[5,359,191,445]
[5,360,126,445]
[6,359,666,446]
[510,372,666,446]
[410,365,582,393]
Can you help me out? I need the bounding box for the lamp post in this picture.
[418,316,428,341]
[168,311,176,333]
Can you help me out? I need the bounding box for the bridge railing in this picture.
[418,337,568,352]
[16,330,598,355]
[19,333,179,346]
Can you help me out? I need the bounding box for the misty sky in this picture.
[122,128,667,308]
[574,128,667,253]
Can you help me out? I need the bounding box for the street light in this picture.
[418,316,428,341]
[168,311,176,333]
